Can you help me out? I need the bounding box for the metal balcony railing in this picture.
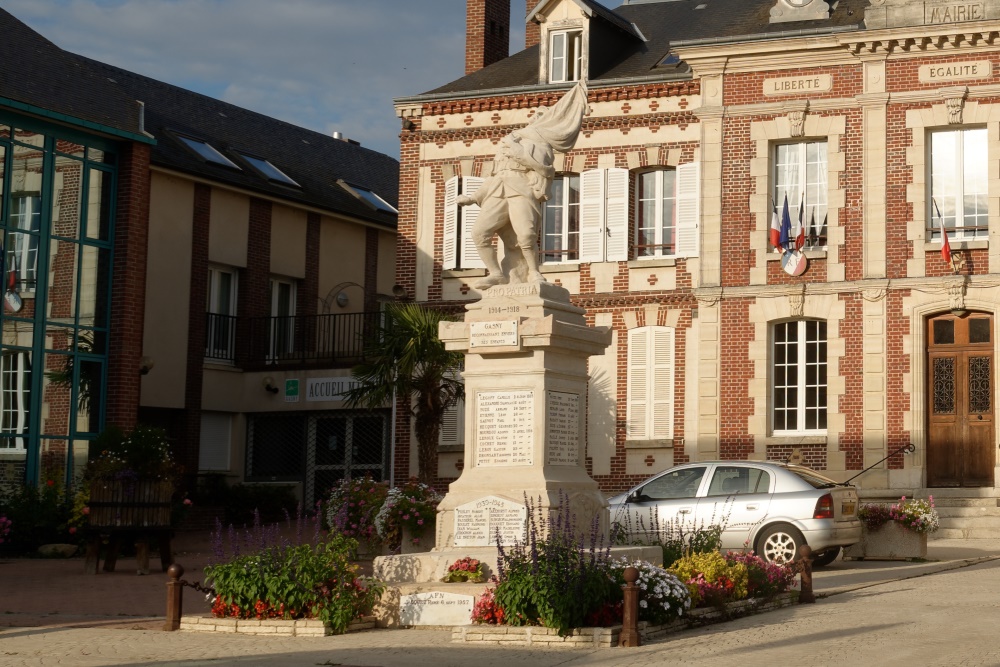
[240,311,383,368]
[205,312,238,363]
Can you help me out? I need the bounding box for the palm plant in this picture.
[342,303,464,484]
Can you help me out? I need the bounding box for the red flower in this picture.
[46,479,55,487]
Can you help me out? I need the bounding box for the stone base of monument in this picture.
[373,545,662,628]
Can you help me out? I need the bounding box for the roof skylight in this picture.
[239,154,300,187]
[177,135,240,169]
[340,182,398,214]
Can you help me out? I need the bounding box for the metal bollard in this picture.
[619,566,641,647]
[164,563,185,631]
[795,545,816,604]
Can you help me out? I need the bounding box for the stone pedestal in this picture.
[374,282,661,591]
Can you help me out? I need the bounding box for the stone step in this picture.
[931,497,1000,508]
[936,506,1000,518]
[938,516,1000,529]
[931,526,1000,540]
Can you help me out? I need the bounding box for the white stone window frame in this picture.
[928,127,988,243]
[905,97,1000,276]
[772,141,829,251]
[538,17,586,86]
[0,350,30,452]
[549,30,583,84]
[750,115,846,285]
[747,294,846,469]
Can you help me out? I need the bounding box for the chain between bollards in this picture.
[619,565,641,647]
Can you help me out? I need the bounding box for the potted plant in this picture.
[325,476,390,557]
[374,479,441,553]
[845,496,939,560]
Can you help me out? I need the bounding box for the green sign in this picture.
[285,379,300,403]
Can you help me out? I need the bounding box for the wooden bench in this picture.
[83,528,174,575]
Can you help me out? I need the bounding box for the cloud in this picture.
[3,0,540,157]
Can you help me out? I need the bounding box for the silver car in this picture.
[607,461,861,565]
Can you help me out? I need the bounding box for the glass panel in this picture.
[934,319,954,345]
[51,153,84,238]
[40,352,73,438]
[177,136,240,169]
[45,239,79,326]
[933,357,956,414]
[86,168,113,241]
[55,139,85,159]
[1,319,34,348]
[248,415,304,480]
[7,227,41,294]
[0,350,32,451]
[969,318,991,344]
[316,417,347,466]
[75,358,103,435]
[661,169,676,252]
[0,145,6,221]
[13,129,44,148]
[76,245,111,328]
[0,125,9,140]
[969,356,991,414]
[641,466,705,500]
[352,416,384,466]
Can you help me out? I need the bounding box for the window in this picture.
[206,266,238,362]
[438,368,464,450]
[268,277,296,360]
[238,154,299,187]
[176,135,241,169]
[0,351,30,450]
[339,181,398,214]
[635,163,700,259]
[578,168,628,263]
[442,176,486,270]
[198,412,231,471]
[772,320,827,434]
[706,466,771,496]
[626,326,675,440]
[774,142,827,249]
[930,128,987,241]
[9,195,41,289]
[549,30,583,83]
[542,174,581,262]
[639,466,705,500]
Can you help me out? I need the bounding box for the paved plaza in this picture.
[3,538,1000,666]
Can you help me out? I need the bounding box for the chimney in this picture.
[465,0,511,75]
[526,0,541,50]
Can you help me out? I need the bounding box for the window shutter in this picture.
[439,395,465,448]
[651,327,675,439]
[199,412,232,471]
[626,327,649,440]
[675,162,700,258]
[604,168,629,261]
[443,176,459,270]
[460,177,486,269]
[579,169,606,262]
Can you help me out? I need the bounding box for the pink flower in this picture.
[403,514,410,521]
[183,498,193,506]
[82,507,90,515]
[417,519,424,525]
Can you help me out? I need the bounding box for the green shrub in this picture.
[205,532,383,634]
[0,480,74,555]
[668,551,748,608]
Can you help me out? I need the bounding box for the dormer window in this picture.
[549,30,582,83]
[176,135,240,169]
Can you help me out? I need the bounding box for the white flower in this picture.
[639,600,648,608]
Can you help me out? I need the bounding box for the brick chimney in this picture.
[465,0,511,75]
[526,0,541,50]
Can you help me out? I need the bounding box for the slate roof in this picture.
[0,8,143,137]
[81,58,399,229]
[417,0,869,98]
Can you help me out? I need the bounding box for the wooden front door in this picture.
[927,313,995,487]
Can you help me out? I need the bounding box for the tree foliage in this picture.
[341,303,463,483]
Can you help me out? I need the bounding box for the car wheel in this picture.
[811,547,841,567]
[756,523,805,564]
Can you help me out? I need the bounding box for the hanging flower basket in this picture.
[87,478,174,529]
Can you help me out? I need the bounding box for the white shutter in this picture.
[199,412,232,471]
[675,162,700,258]
[439,395,465,448]
[626,327,649,440]
[443,176,459,270]
[604,168,629,261]
[460,177,486,269]
[651,327,675,439]
[579,169,606,262]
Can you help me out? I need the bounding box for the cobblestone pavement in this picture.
[3,558,1000,667]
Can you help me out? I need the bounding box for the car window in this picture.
[786,465,839,489]
[639,467,706,500]
[706,466,771,496]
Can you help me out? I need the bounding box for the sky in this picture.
[3,0,529,159]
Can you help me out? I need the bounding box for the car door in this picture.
[695,465,774,551]
[614,465,709,542]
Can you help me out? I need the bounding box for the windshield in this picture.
[785,465,840,489]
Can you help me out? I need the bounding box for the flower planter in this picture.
[401,519,436,554]
[88,479,174,528]
[843,521,928,560]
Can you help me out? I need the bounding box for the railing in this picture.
[205,312,238,363]
[241,311,383,368]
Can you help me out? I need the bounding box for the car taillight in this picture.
[813,493,834,519]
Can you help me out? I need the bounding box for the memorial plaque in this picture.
[454,496,528,547]
[475,390,534,467]
[470,320,519,348]
[546,391,580,466]
[399,591,474,626]
[762,74,832,96]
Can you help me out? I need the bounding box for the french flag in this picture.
[933,198,951,265]
[769,198,781,251]
[778,194,792,252]
[795,196,806,251]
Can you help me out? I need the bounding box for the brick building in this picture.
[0,9,399,503]
[393,0,1000,495]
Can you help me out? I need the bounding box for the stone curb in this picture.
[178,615,376,637]
[816,554,1000,598]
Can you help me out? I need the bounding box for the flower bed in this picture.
[845,496,938,560]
